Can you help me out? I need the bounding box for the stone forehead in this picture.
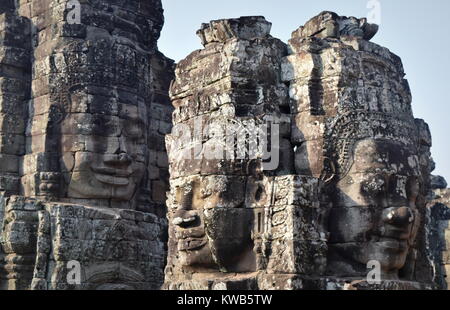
[324,111,420,179]
[291,10,378,41]
[79,0,165,50]
[326,112,418,143]
[351,139,421,172]
[89,0,164,15]
[197,16,272,45]
[60,87,149,122]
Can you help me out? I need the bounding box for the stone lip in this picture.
[196,16,272,46]
[291,11,379,41]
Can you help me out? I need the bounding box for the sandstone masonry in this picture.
[0,1,447,290]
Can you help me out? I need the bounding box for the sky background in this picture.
[159,0,450,183]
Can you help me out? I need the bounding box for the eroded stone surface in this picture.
[428,184,450,289]
[164,16,304,290]
[291,11,379,41]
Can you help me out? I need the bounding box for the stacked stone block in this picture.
[18,0,165,200]
[165,13,437,290]
[0,197,40,289]
[168,16,292,179]
[428,187,450,289]
[0,0,173,290]
[164,16,334,290]
[282,21,415,178]
[248,175,327,290]
[146,51,174,215]
[0,196,166,290]
[165,16,291,288]
[281,12,434,286]
[0,7,31,196]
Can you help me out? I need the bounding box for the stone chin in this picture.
[368,242,410,271]
[176,229,252,270]
[176,226,216,268]
[368,224,416,274]
[67,168,143,201]
[328,240,410,279]
[177,240,253,272]
[178,242,215,268]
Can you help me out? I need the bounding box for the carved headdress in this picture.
[322,110,420,182]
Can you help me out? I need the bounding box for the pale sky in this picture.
[159,0,450,183]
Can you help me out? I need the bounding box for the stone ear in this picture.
[321,157,336,184]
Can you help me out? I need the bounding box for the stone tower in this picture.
[164,12,436,290]
[0,0,173,290]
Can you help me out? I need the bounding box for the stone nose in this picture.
[104,153,132,166]
[383,207,415,227]
[118,153,132,164]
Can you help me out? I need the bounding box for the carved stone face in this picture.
[327,139,421,278]
[60,89,148,201]
[170,175,254,272]
[52,28,152,203]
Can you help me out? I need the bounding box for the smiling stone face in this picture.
[50,29,153,205]
[60,93,148,201]
[0,0,173,291]
[327,139,422,278]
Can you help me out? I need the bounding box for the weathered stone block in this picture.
[0,134,25,155]
[197,16,272,46]
[267,240,327,275]
[0,113,25,134]
[269,205,326,241]
[0,154,19,172]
